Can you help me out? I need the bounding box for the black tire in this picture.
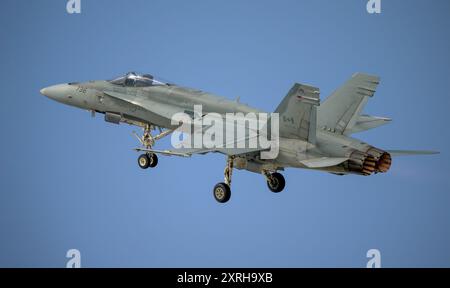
[148,153,158,168]
[138,154,150,169]
[267,172,285,193]
[213,182,231,203]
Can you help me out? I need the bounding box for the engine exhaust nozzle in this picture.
[366,148,392,173]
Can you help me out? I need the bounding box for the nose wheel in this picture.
[138,153,158,169]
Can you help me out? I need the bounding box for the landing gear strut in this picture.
[135,124,155,149]
[213,156,234,203]
[134,124,168,170]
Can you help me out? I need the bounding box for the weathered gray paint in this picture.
[40,72,438,176]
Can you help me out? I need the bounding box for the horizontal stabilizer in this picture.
[387,150,440,157]
[345,115,391,134]
[300,157,349,168]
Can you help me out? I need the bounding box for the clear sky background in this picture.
[0,0,449,267]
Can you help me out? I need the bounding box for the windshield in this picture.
[109,72,168,87]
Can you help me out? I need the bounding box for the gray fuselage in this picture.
[40,79,386,175]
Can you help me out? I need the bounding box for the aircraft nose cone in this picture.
[40,84,68,101]
[40,87,48,96]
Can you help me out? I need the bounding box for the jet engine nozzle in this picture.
[377,152,392,172]
[346,151,377,176]
[366,147,392,173]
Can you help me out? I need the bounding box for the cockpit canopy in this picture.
[109,72,168,87]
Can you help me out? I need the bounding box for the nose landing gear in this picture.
[135,124,158,169]
[134,124,173,170]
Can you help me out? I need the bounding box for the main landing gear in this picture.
[212,157,286,203]
[213,156,234,203]
[263,171,285,193]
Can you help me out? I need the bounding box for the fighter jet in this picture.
[41,72,438,203]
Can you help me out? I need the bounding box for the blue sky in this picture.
[0,0,449,267]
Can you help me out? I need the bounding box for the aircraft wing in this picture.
[137,112,271,157]
[136,146,265,157]
[183,147,265,156]
[386,150,440,157]
[172,128,268,157]
[134,147,194,157]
